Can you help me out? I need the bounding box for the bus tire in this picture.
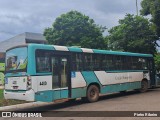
[87,85,99,102]
[81,97,87,102]
[140,80,148,92]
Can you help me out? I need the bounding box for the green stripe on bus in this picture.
[93,49,153,57]
[101,81,141,94]
[68,47,82,52]
[81,71,101,86]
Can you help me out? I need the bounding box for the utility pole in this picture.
[136,0,139,16]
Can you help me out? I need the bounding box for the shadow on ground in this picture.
[14,88,159,112]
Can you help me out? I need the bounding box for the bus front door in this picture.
[51,55,71,100]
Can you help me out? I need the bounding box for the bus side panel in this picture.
[101,82,141,94]
[60,89,69,99]
[81,71,101,86]
[71,71,101,99]
[35,90,53,102]
[71,72,87,98]
[71,88,87,99]
[94,71,145,94]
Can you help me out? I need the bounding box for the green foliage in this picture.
[108,14,158,54]
[44,10,107,49]
[140,0,160,37]
[0,89,3,99]
[154,53,160,72]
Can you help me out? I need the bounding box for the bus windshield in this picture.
[6,47,27,72]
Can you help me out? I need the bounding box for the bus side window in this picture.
[92,54,101,71]
[132,57,139,70]
[126,56,132,70]
[121,56,127,70]
[138,58,148,70]
[107,55,114,70]
[51,57,59,89]
[115,55,122,70]
[36,50,51,73]
[84,53,93,71]
[71,53,83,71]
[101,55,107,70]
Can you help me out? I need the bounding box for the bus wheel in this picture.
[140,80,148,92]
[87,85,99,102]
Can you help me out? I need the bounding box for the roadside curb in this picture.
[0,102,54,111]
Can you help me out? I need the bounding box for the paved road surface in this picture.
[1,88,160,120]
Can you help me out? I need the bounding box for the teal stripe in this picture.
[106,70,148,73]
[35,89,69,102]
[35,73,52,76]
[35,88,87,102]
[68,47,82,52]
[93,49,153,57]
[5,72,28,77]
[71,88,86,98]
[35,90,53,102]
[101,81,141,94]
[5,90,26,92]
[81,71,101,86]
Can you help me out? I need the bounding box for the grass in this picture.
[0,89,28,107]
[0,89,3,99]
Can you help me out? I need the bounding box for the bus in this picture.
[4,44,156,102]
[0,53,5,85]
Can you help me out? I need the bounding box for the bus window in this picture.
[6,47,27,72]
[84,54,93,71]
[126,56,132,70]
[132,57,139,70]
[51,57,59,89]
[92,54,101,70]
[138,58,148,70]
[102,55,114,70]
[36,50,51,73]
[107,55,114,70]
[115,55,122,70]
[101,55,107,70]
[72,53,83,71]
[60,57,68,88]
[121,56,128,70]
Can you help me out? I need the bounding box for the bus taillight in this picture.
[27,76,32,90]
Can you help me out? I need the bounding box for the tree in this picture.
[154,53,160,72]
[140,0,160,37]
[44,11,107,49]
[108,14,158,54]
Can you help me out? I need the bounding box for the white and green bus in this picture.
[4,44,156,102]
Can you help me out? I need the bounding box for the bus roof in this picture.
[10,44,153,58]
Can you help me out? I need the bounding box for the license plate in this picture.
[13,86,18,89]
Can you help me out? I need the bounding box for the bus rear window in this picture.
[6,47,27,72]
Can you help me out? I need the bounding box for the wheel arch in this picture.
[87,82,101,92]
[142,78,148,82]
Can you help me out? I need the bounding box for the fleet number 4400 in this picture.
[40,81,47,85]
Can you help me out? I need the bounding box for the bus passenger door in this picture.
[51,55,71,100]
[148,58,156,87]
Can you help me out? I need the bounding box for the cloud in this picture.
[0,0,142,42]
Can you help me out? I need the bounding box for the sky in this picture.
[0,0,142,42]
